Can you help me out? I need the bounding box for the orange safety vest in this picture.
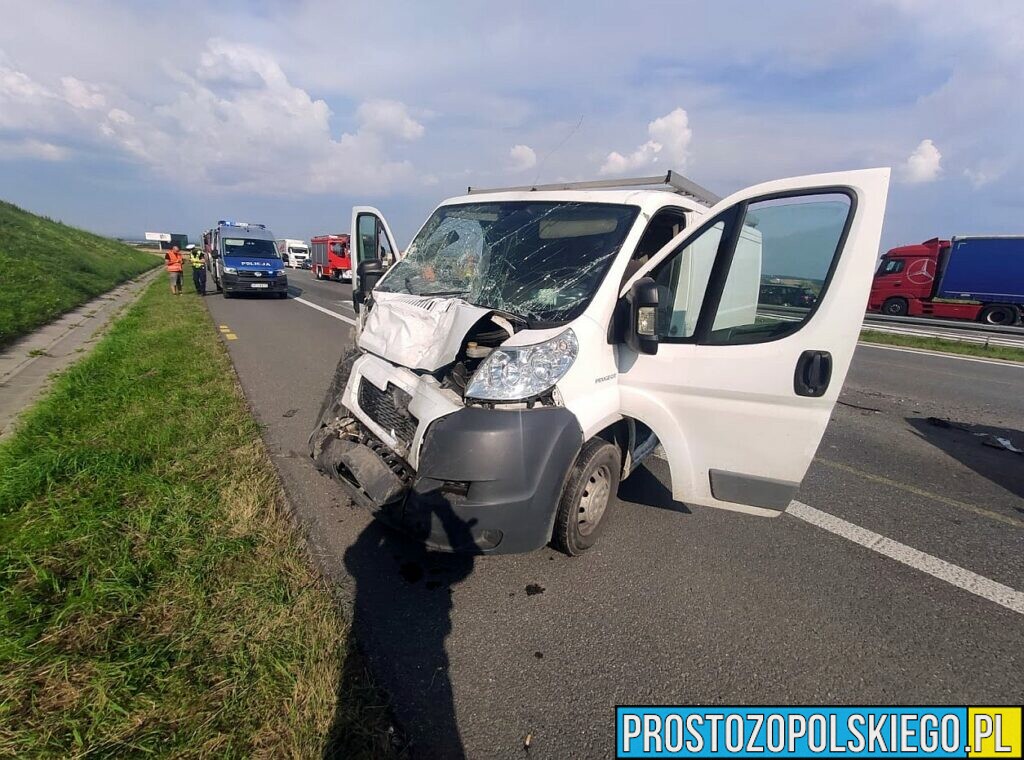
[166,250,183,272]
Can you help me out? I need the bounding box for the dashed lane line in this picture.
[816,458,1024,529]
[788,500,1024,615]
[293,297,356,325]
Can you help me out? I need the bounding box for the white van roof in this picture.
[449,170,718,215]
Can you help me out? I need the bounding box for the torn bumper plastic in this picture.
[313,407,583,554]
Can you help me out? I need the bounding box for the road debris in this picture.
[837,399,881,413]
[982,436,1023,454]
[525,583,545,596]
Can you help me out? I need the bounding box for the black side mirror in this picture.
[625,276,659,355]
[353,259,385,311]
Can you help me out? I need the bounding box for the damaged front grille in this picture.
[357,379,419,449]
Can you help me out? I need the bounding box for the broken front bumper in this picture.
[313,363,583,553]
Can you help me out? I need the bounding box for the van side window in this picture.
[622,208,687,290]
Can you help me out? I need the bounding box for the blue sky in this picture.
[1,0,1022,251]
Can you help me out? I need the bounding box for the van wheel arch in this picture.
[594,419,634,479]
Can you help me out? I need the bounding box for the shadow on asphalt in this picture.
[323,503,476,759]
[906,417,1024,503]
[617,463,693,515]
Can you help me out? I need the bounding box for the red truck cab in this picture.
[869,238,948,316]
[310,234,352,281]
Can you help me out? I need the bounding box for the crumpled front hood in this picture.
[357,293,493,371]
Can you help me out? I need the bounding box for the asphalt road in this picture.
[203,271,1024,759]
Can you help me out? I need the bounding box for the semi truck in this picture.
[310,234,352,281]
[275,239,310,268]
[206,220,288,298]
[868,235,1024,325]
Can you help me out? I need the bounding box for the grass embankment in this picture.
[860,329,1024,362]
[0,200,158,348]
[0,283,394,757]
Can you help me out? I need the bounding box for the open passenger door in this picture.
[618,168,890,516]
[350,206,401,315]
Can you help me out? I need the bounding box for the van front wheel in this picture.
[552,438,621,556]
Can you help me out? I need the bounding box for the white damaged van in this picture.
[310,169,890,555]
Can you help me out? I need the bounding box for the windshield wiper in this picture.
[416,289,467,298]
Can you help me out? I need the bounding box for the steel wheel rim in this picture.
[577,464,611,536]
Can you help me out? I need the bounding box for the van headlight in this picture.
[223,266,238,274]
[465,329,578,401]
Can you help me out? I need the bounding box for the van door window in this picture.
[706,193,852,344]
[376,221,395,264]
[356,214,377,264]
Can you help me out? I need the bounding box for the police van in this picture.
[310,169,890,555]
[209,221,288,298]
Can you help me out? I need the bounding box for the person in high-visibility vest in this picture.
[165,245,183,295]
[187,245,207,296]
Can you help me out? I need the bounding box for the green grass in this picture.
[860,329,1024,362]
[0,283,397,757]
[0,200,159,348]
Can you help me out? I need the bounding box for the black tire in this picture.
[314,347,361,430]
[277,291,288,299]
[223,291,234,299]
[979,304,1018,326]
[551,438,621,556]
[881,297,908,316]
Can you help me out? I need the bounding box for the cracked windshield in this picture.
[375,201,640,324]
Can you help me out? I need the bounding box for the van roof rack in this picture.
[466,170,721,206]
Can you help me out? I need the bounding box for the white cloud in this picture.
[0,137,69,161]
[901,138,942,183]
[60,76,105,109]
[963,162,1005,189]
[95,39,424,194]
[356,99,424,141]
[600,107,692,175]
[508,144,536,172]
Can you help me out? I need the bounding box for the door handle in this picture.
[794,350,833,397]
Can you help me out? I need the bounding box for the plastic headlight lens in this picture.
[465,329,578,401]
[223,266,238,274]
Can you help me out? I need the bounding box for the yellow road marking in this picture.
[225,333,237,341]
[219,325,230,332]
[817,458,1023,528]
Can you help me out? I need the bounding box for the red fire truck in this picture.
[310,234,352,281]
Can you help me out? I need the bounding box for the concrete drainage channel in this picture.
[0,269,160,438]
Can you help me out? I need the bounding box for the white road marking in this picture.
[859,341,1024,368]
[788,500,1024,615]
[293,297,356,325]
